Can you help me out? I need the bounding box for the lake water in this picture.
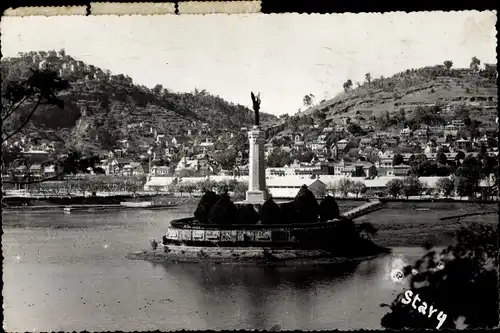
[3,206,430,331]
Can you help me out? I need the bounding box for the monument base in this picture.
[244,190,268,204]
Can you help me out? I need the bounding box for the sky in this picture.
[1,11,497,116]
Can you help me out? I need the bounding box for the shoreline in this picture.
[126,246,390,266]
[2,194,497,211]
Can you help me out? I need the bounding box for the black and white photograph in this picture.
[1,8,498,332]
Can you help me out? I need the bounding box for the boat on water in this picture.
[120,197,190,209]
[120,201,155,208]
[127,216,391,265]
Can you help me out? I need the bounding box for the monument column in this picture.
[246,125,268,203]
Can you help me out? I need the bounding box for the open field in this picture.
[353,201,498,247]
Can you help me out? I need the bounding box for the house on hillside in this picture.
[455,138,472,151]
[151,165,170,176]
[337,139,349,151]
[399,127,412,140]
[199,137,215,152]
[444,125,459,137]
[121,162,145,176]
[358,138,372,149]
[451,119,466,129]
[172,136,190,147]
[28,164,43,179]
[175,157,199,173]
[382,164,411,177]
[355,162,377,178]
[293,133,304,143]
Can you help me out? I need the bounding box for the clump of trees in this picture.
[208,192,239,225]
[193,185,344,225]
[261,198,283,224]
[381,224,498,329]
[238,204,260,225]
[194,190,220,223]
[319,195,340,221]
[293,185,320,223]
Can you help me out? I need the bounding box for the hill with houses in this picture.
[2,53,497,192]
[1,50,277,158]
[262,61,497,158]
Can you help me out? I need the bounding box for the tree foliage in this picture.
[381,224,499,330]
[261,198,283,224]
[435,177,455,197]
[386,178,404,198]
[237,204,260,225]
[319,195,340,221]
[337,178,353,197]
[293,185,320,223]
[393,153,404,166]
[194,190,220,223]
[208,193,239,225]
[402,176,424,198]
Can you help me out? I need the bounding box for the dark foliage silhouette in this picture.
[261,198,284,224]
[381,224,499,329]
[319,195,340,221]
[208,193,239,225]
[237,204,260,225]
[194,190,220,224]
[293,185,320,223]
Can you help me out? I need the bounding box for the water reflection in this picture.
[3,208,426,331]
[150,261,362,329]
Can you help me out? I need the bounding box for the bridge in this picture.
[341,199,385,220]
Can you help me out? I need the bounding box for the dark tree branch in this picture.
[2,96,41,143]
[2,95,30,121]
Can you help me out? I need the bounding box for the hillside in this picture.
[299,65,497,123]
[1,50,277,152]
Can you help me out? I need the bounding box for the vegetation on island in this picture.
[188,184,386,257]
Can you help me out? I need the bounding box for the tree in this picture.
[194,190,220,223]
[470,56,481,72]
[436,152,448,165]
[347,123,366,137]
[293,185,320,223]
[233,181,248,198]
[436,177,455,197]
[261,198,283,224]
[393,153,404,166]
[352,181,367,198]
[365,73,372,85]
[237,204,260,225]
[214,149,237,170]
[319,195,340,221]
[2,68,98,184]
[443,60,453,70]
[402,176,424,199]
[208,193,239,225]
[454,156,481,198]
[343,79,353,93]
[302,94,315,107]
[386,179,404,198]
[337,178,353,197]
[381,224,498,330]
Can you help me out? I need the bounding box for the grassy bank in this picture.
[357,201,498,247]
